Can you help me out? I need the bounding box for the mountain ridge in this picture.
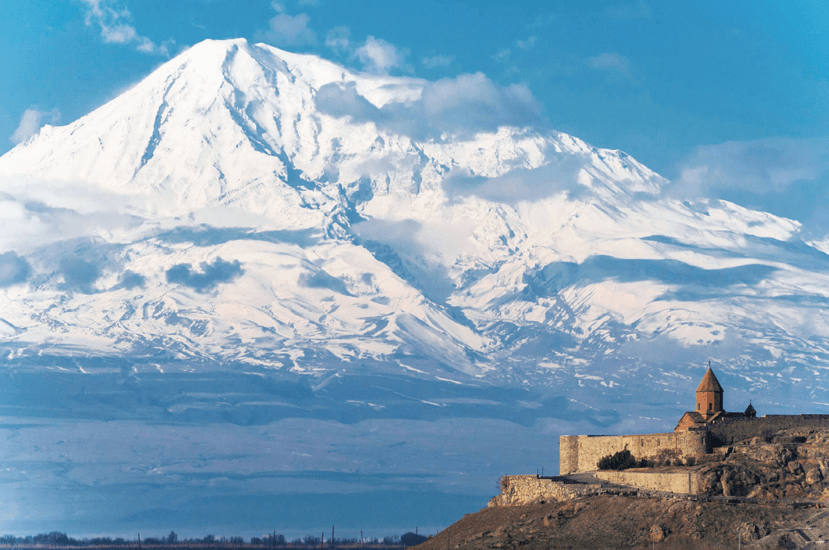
[0,39,825,408]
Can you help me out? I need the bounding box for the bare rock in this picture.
[650,525,667,543]
[806,467,823,484]
[737,522,762,541]
[787,460,804,475]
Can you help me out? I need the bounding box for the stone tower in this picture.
[696,366,723,419]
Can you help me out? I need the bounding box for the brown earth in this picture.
[415,495,818,550]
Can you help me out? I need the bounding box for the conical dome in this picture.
[696,367,723,393]
[745,402,756,418]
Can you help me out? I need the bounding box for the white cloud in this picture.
[316,72,541,138]
[515,36,538,51]
[325,26,351,55]
[255,6,317,47]
[421,54,455,69]
[355,36,409,74]
[587,52,631,75]
[421,73,540,132]
[10,108,60,145]
[79,0,171,55]
[674,137,829,198]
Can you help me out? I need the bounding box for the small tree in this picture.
[401,533,427,547]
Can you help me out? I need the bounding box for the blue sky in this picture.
[4,0,828,230]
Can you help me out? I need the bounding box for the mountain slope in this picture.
[0,38,827,404]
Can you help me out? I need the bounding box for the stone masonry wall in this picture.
[560,432,709,475]
[707,415,829,445]
[559,434,579,476]
[488,475,618,507]
[595,470,702,495]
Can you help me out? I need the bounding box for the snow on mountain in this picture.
[1,38,828,407]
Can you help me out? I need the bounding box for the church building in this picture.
[674,366,755,432]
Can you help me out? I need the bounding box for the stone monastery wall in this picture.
[595,470,702,495]
[707,415,829,445]
[560,432,708,475]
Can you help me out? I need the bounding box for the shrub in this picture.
[597,449,638,470]
[685,456,696,466]
[597,449,658,470]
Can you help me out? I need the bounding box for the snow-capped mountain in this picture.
[1,38,827,407]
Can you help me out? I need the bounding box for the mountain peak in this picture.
[0,39,825,404]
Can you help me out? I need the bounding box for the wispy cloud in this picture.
[10,108,60,145]
[515,36,538,51]
[421,54,454,69]
[675,136,829,198]
[587,52,631,76]
[492,35,540,76]
[672,136,829,236]
[79,0,172,55]
[355,36,409,74]
[255,3,317,47]
[606,0,652,19]
[325,26,351,55]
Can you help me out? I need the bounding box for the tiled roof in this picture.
[696,367,724,393]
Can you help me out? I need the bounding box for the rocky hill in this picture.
[415,495,821,550]
[419,428,829,549]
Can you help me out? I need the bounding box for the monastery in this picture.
[560,366,829,475]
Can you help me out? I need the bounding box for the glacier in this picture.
[0,38,827,536]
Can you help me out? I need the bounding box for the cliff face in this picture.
[692,428,829,500]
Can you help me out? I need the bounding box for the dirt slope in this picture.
[415,495,817,550]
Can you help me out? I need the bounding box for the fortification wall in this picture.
[559,432,709,475]
[488,475,595,507]
[708,415,829,445]
[488,475,638,507]
[595,470,702,495]
[559,436,579,476]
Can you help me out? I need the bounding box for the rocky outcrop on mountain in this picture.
[694,428,829,501]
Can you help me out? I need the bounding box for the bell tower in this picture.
[696,363,723,420]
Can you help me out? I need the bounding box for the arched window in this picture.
[697,403,700,410]
[708,402,712,411]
